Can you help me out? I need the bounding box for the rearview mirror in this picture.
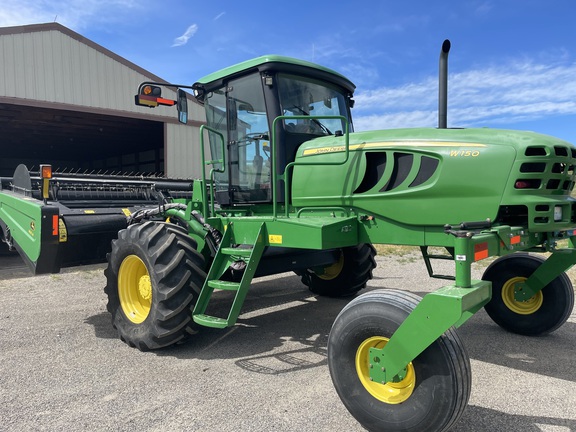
[177,89,188,124]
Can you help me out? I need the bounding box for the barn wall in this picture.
[0,24,199,119]
[0,23,207,178]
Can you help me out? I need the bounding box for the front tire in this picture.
[104,221,206,350]
[301,244,376,297]
[328,289,471,432]
[482,253,574,335]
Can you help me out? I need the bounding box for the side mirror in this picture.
[177,89,188,124]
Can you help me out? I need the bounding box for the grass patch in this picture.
[374,244,419,257]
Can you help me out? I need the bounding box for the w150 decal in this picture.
[450,150,481,157]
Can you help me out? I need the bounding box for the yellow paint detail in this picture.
[356,336,416,404]
[501,276,543,315]
[302,141,487,157]
[58,219,68,242]
[449,150,481,157]
[118,255,152,324]
[138,275,152,300]
[122,208,132,217]
[42,178,50,199]
[84,210,96,214]
[269,234,283,244]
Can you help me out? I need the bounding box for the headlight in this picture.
[554,205,562,222]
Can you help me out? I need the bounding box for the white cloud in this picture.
[213,12,225,21]
[353,60,576,131]
[172,24,198,47]
[475,1,494,15]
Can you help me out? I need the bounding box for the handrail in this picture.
[200,125,226,217]
[296,206,350,218]
[271,115,350,218]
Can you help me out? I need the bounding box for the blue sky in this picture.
[2,1,576,143]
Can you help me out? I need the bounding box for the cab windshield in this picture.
[278,74,352,136]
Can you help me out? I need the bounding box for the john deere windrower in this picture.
[1,40,574,432]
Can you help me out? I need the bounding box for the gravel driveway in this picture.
[1,251,575,431]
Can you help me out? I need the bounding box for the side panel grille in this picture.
[514,144,576,194]
[507,143,576,230]
[380,153,414,192]
[353,151,440,194]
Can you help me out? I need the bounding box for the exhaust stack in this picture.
[438,39,451,129]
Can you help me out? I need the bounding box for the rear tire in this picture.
[301,244,376,297]
[482,253,574,335]
[328,289,471,432]
[104,221,206,350]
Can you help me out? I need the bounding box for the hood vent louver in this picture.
[353,151,440,194]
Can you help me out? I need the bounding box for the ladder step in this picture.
[207,280,241,291]
[220,247,252,257]
[193,314,229,329]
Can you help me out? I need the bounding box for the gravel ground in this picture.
[0,251,575,432]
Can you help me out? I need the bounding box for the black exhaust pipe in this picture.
[438,39,451,129]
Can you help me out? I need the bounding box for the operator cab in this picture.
[191,56,356,206]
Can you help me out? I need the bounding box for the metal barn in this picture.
[0,23,205,178]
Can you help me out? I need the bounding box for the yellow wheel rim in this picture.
[355,336,416,404]
[501,276,543,315]
[317,253,344,280]
[118,255,152,324]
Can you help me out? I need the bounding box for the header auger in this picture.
[1,40,575,432]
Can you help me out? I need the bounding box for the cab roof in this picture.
[193,55,356,95]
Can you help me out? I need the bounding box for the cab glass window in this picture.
[204,73,271,203]
[277,74,352,136]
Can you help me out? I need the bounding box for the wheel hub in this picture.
[355,336,415,404]
[138,275,152,300]
[317,253,344,280]
[502,276,543,315]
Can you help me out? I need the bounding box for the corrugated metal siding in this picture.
[165,122,204,178]
[0,28,203,120]
[0,25,209,178]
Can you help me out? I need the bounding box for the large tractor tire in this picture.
[104,221,207,350]
[301,244,376,297]
[482,253,574,335]
[328,289,471,432]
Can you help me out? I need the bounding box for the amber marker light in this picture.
[40,164,52,179]
[142,85,161,96]
[39,164,52,200]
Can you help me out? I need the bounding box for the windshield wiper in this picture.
[289,106,333,135]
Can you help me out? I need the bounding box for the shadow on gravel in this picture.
[84,312,118,340]
[159,287,348,364]
[452,405,576,431]
[459,317,576,383]
[0,252,31,280]
[84,275,576,384]
[84,274,351,370]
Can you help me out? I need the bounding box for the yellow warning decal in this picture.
[302,141,486,156]
[58,219,68,242]
[122,208,132,217]
[84,210,96,214]
[269,234,283,244]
